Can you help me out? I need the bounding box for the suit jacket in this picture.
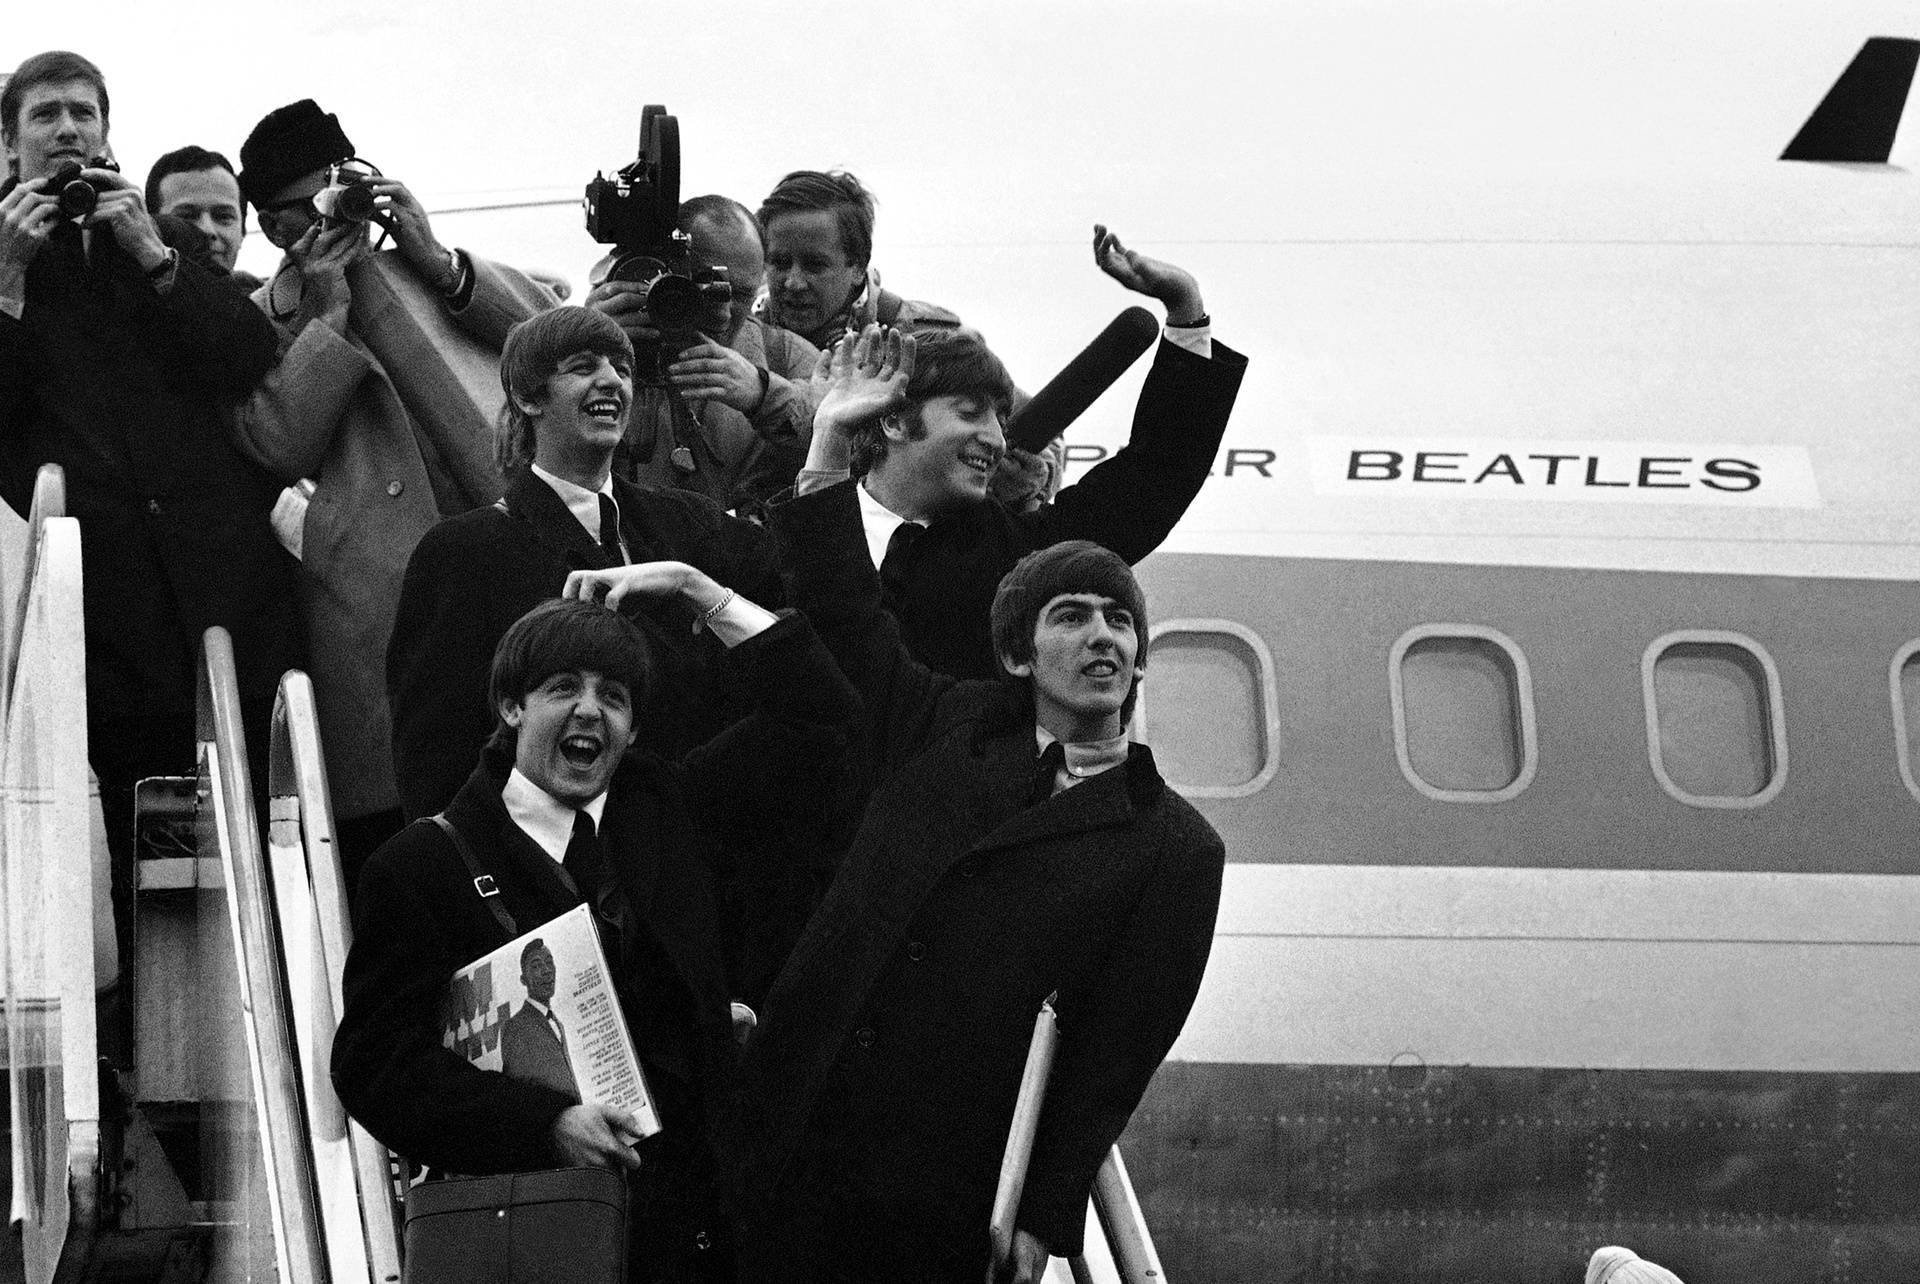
[233,252,553,817]
[880,336,1247,680]
[747,481,1225,1275]
[499,1002,579,1102]
[334,610,857,1267]
[387,466,782,821]
[0,201,299,717]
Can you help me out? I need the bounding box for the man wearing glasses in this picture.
[229,97,556,885]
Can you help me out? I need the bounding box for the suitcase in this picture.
[402,1167,627,1284]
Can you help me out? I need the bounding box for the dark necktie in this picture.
[564,810,611,909]
[596,493,624,565]
[1029,741,1066,807]
[881,520,922,599]
[50,219,85,271]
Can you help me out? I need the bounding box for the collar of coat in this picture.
[963,681,1167,812]
[444,739,666,924]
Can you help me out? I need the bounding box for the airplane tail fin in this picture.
[1780,36,1919,162]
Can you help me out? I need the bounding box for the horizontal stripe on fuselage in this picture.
[1172,864,1920,1073]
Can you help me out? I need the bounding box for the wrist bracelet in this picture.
[442,247,468,297]
[146,247,178,283]
[694,587,736,634]
[1167,311,1208,329]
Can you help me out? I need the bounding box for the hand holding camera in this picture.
[583,276,664,348]
[366,176,458,291]
[73,163,169,275]
[0,179,63,287]
[667,339,766,413]
[289,219,370,334]
[303,160,456,293]
[583,105,731,381]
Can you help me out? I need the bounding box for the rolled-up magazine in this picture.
[441,902,660,1137]
[989,991,1060,1269]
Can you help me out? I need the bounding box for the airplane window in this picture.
[1133,621,1280,798]
[1642,633,1787,808]
[1389,627,1537,802]
[1893,643,1920,803]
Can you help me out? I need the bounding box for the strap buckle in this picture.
[473,874,499,899]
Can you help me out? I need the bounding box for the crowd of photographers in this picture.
[1,47,1250,1284]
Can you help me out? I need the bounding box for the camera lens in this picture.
[642,274,705,333]
[334,182,378,222]
[47,162,97,219]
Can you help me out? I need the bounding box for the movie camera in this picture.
[584,105,727,372]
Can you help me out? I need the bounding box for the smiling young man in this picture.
[571,328,1227,1284]
[754,168,1071,514]
[798,224,1247,682]
[336,586,859,1284]
[387,306,781,826]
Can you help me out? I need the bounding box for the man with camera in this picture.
[584,195,821,514]
[228,97,557,882]
[0,51,300,1001]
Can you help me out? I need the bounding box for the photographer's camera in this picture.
[45,156,118,220]
[311,160,380,226]
[585,105,728,377]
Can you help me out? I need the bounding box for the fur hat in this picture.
[1587,1247,1684,1284]
[238,99,353,208]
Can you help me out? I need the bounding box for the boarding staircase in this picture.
[0,463,1165,1283]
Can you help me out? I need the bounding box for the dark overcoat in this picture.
[0,197,299,716]
[335,610,858,1280]
[741,481,1225,1281]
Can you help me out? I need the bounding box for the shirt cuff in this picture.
[0,292,23,321]
[795,466,851,496]
[704,590,781,647]
[1162,321,1212,359]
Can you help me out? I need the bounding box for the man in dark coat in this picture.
[388,306,780,824]
[797,223,1247,681]
[571,327,1226,1282]
[0,51,298,994]
[335,585,860,1284]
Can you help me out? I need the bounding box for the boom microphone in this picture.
[1004,305,1161,454]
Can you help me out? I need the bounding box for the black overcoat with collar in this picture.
[334,610,858,1272]
[744,481,1225,1277]
[387,464,783,821]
